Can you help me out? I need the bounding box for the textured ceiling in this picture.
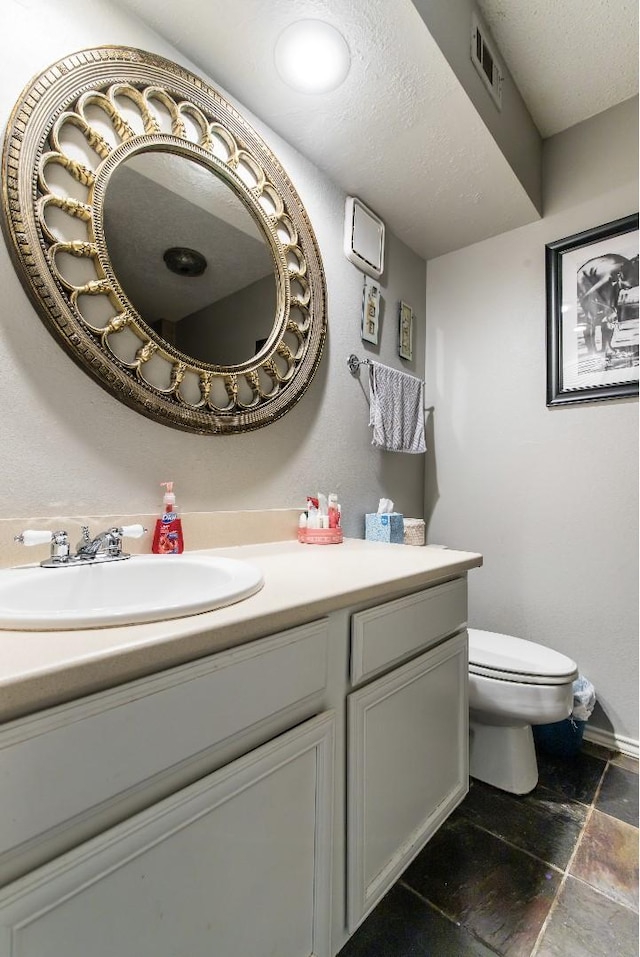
[477,0,638,137]
[111,0,637,260]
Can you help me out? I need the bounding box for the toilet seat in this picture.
[468,629,578,686]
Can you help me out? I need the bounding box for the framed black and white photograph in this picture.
[398,301,413,360]
[546,214,639,406]
[361,275,380,345]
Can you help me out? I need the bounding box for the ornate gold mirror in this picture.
[1,47,326,433]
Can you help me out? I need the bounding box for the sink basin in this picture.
[0,554,264,630]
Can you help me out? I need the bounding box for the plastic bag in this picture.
[572,675,596,722]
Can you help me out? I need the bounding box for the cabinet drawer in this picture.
[0,619,329,884]
[350,578,467,683]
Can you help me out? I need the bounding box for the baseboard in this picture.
[584,726,639,759]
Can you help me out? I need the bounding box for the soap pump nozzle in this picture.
[161,481,176,515]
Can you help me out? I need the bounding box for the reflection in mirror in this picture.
[103,151,277,366]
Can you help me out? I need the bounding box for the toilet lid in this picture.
[468,629,578,685]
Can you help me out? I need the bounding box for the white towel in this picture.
[369,362,426,453]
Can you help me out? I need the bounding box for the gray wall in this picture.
[0,0,426,538]
[425,97,639,742]
[179,275,276,366]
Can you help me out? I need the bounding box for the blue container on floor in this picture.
[533,718,586,758]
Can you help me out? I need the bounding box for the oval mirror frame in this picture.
[1,47,327,434]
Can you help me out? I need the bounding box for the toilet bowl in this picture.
[468,629,578,794]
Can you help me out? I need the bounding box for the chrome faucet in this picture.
[15,524,146,567]
[76,526,128,562]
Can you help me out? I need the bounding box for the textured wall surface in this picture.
[425,97,639,740]
[0,0,426,538]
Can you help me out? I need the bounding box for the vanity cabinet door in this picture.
[347,632,468,931]
[0,712,334,957]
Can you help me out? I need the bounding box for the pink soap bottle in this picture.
[152,482,184,554]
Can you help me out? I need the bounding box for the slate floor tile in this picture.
[536,748,606,805]
[402,817,560,957]
[458,780,587,869]
[596,764,640,826]
[337,746,639,957]
[535,875,639,957]
[337,883,499,957]
[570,809,639,911]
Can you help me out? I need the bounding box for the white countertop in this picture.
[0,539,482,723]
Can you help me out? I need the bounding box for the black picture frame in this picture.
[546,213,639,406]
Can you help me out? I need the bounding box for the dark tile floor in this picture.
[339,741,639,957]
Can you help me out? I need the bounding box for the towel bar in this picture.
[348,353,433,412]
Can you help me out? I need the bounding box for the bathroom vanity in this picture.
[0,539,481,956]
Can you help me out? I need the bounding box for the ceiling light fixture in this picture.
[163,247,207,277]
[274,19,351,94]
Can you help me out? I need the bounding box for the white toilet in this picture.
[467,628,579,795]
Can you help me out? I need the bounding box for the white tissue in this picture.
[377,498,394,514]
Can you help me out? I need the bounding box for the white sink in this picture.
[0,554,264,630]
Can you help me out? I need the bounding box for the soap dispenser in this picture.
[152,482,184,554]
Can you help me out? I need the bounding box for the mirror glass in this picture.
[103,151,277,366]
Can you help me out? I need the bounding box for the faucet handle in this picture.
[114,524,146,560]
[105,525,147,558]
[15,529,56,547]
[15,529,70,565]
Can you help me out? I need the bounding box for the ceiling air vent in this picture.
[471,12,503,110]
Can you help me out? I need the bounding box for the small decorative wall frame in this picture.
[546,214,638,406]
[361,275,380,345]
[398,301,413,361]
[0,46,327,434]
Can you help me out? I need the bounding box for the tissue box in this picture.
[365,513,404,543]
